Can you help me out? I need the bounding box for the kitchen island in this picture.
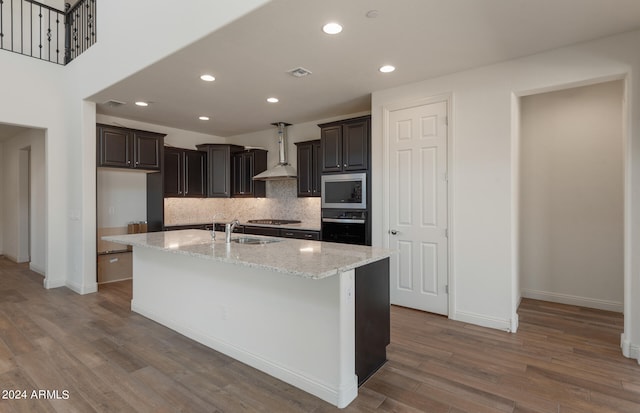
[102,229,391,408]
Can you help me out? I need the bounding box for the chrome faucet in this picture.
[225,219,240,243]
[211,213,224,241]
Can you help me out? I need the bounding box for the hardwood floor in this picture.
[0,257,639,412]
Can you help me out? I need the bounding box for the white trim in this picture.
[510,93,521,332]
[521,289,623,313]
[451,310,512,332]
[29,262,45,276]
[621,333,640,363]
[44,277,66,289]
[64,279,98,294]
[380,93,454,317]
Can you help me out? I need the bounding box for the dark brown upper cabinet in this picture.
[97,124,164,171]
[164,147,207,198]
[196,144,244,198]
[319,116,370,173]
[231,149,267,198]
[295,140,321,197]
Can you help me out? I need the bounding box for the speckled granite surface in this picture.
[103,230,391,279]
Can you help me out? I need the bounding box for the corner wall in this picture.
[371,29,640,362]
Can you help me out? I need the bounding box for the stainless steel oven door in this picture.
[321,173,366,209]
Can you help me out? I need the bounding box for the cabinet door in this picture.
[342,119,369,171]
[231,150,266,198]
[244,226,280,236]
[183,150,207,197]
[280,229,320,240]
[243,152,255,195]
[204,145,235,198]
[296,142,313,196]
[312,140,322,195]
[98,126,131,167]
[321,125,342,172]
[133,131,162,170]
[231,153,244,196]
[163,148,182,197]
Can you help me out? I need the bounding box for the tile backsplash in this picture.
[164,180,321,227]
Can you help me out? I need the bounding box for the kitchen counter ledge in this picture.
[103,229,391,279]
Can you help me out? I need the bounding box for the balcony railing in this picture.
[0,0,96,65]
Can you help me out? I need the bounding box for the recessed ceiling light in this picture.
[199,116,210,121]
[322,22,343,35]
[379,65,396,73]
[200,74,215,82]
[267,97,279,103]
[135,101,149,107]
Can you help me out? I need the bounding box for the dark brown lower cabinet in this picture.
[355,258,390,386]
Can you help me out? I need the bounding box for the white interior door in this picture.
[387,100,449,315]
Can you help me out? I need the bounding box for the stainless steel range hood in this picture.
[253,122,297,181]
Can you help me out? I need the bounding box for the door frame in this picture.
[514,75,630,349]
[381,93,454,317]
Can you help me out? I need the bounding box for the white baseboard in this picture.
[44,277,66,289]
[64,279,98,294]
[452,310,513,332]
[132,301,357,408]
[3,253,19,263]
[29,262,45,276]
[521,289,623,312]
[621,333,640,363]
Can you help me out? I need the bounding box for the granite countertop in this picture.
[103,229,391,279]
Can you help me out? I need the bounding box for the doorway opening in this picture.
[518,80,624,315]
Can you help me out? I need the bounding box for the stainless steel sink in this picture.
[231,237,281,245]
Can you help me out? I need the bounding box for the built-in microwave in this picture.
[321,172,366,209]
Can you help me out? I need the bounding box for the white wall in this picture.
[519,81,624,312]
[1,128,46,273]
[97,170,147,228]
[372,30,640,362]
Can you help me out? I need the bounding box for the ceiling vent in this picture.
[287,67,312,78]
[103,99,126,108]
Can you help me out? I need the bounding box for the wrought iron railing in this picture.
[0,0,96,65]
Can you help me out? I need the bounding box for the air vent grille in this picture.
[287,67,312,78]
[103,100,126,108]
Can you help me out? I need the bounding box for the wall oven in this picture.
[321,172,366,210]
[321,210,368,245]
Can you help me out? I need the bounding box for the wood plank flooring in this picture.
[0,256,639,412]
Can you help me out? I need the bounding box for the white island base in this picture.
[132,245,358,408]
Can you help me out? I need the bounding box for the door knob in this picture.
[389,229,398,235]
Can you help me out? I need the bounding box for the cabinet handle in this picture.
[305,234,313,239]
[344,164,347,167]
[336,164,340,167]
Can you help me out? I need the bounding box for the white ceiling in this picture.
[46,0,640,137]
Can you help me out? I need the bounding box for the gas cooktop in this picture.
[247,219,301,225]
